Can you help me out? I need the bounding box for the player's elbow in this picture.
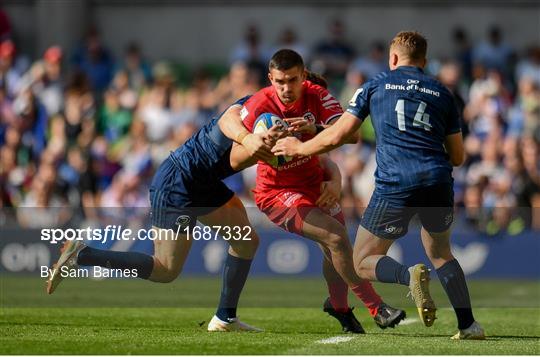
[449,151,465,166]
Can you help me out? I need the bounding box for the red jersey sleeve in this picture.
[240,91,275,132]
[310,84,343,125]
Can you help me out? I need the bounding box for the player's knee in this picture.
[325,230,349,253]
[152,255,182,283]
[424,242,453,261]
[228,234,259,258]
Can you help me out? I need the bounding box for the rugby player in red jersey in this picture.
[222,49,406,332]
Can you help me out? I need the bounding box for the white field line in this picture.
[316,336,355,344]
[399,317,420,325]
[315,318,420,345]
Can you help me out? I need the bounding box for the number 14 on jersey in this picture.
[395,99,432,132]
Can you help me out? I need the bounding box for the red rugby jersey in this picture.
[241,80,343,192]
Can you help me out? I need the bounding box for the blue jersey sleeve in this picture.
[445,93,462,135]
[346,81,372,121]
[234,95,251,107]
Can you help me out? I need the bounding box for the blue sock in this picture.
[216,254,252,321]
[77,246,154,279]
[375,256,410,286]
[436,259,475,329]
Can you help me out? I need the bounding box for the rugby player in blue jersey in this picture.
[47,96,282,331]
[273,31,485,340]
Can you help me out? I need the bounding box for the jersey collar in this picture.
[396,65,424,73]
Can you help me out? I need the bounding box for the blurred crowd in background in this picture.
[1,10,539,235]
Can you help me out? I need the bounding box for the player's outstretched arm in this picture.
[272,112,362,157]
[229,142,258,171]
[327,117,359,144]
[444,132,465,166]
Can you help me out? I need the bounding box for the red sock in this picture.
[328,280,349,313]
[351,280,383,317]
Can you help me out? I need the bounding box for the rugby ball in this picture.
[252,113,292,168]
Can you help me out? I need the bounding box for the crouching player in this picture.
[47,96,279,332]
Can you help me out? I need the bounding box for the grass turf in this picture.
[1,276,539,354]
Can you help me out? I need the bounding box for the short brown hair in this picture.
[269,49,304,71]
[390,31,427,61]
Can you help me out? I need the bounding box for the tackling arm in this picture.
[218,104,274,162]
[272,112,362,157]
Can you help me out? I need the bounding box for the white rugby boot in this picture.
[207,315,263,332]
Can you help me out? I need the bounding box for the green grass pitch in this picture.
[1,275,539,354]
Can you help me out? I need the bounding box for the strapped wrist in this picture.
[236,131,250,144]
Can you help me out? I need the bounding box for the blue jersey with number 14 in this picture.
[347,65,461,193]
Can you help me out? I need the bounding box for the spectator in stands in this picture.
[21,46,64,116]
[118,42,152,92]
[0,40,27,98]
[110,70,138,111]
[452,27,473,84]
[272,27,309,60]
[98,88,132,144]
[72,27,115,93]
[349,41,387,80]
[12,88,48,160]
[339,65,367,109]
[212,61,260,112]
[516,46,540,87]
[473,25,514,84]
[230,24,270,85]
[310,19,355,88]
[438,60,468,137]
[0,145,24,207]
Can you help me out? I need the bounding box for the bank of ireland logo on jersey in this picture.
[175,215,191,230]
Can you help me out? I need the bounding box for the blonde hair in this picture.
[390,31,427,62]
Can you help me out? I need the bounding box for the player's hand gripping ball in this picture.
[253,113,293,168]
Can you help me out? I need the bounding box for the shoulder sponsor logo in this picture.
[240,107,249,120]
